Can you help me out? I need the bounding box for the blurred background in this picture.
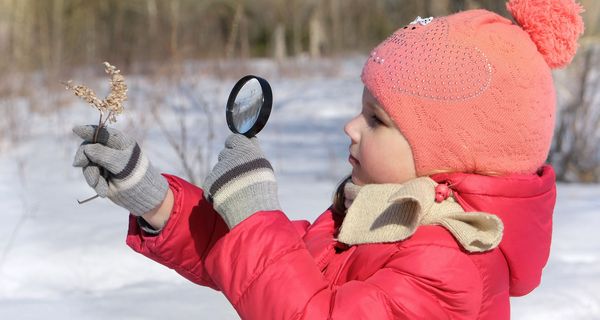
[0,0,599,181]
[0,1,599,319]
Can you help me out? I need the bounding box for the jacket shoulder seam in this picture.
[389,242,484,317]
[233,245,305,307]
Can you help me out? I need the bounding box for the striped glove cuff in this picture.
[204,134,281,229]
[73,125,168,216]
[108,145,169,216]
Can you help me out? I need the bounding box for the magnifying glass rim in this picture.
[226,75,273,137]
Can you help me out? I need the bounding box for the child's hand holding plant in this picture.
[64,62,126,145]
[68,63,169,228]
[65,62,127,204]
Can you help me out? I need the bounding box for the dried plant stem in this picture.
[65,62,128,205]
[77,113,111,204]
[93,112,111,142]
[77,193,99,204]
[94,113,103,142]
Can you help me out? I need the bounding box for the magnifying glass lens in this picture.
[233,78,262,133]
[226,75,273,137]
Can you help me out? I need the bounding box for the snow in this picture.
[0,58,599,319]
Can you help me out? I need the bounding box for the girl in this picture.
[73,0,584,318]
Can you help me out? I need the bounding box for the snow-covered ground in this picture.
[0,58,598,319]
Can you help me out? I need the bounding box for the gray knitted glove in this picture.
[72,125,169,216]
[203,134,281,229]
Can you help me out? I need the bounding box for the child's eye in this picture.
[368,115,384,127]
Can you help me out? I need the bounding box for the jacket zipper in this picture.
[328,244,356,317]
[332,245,356,285]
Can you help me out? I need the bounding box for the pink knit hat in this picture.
[361,0,584,176]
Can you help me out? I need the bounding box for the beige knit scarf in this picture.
[337,177,504,253]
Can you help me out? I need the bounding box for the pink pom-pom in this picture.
[507,0,585,69]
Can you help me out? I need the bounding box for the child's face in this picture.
[344,87,417,186]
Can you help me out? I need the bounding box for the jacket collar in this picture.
[337,177,503,252]
[430,165,557,296]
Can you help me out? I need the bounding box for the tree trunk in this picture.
[225,1,243,59]
[291,0,303,56]
[581,0,600,36]
[273,23,286,62]
[170,0,180,59]
[309,4,326,58]
[239,5,249,59]
[51,0,64,74]
[329,0,341,52]
[425,0,450,17]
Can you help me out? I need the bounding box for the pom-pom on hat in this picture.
[361,0,584,176]
[508,0,585,68]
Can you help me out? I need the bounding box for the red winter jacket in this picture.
[126,165,556,319]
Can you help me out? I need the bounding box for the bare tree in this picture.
[148,81,217,185]
[273,23,286,62]
[3,0,596,73]
[309,1,327,58]
[549,41,600,182]
[224,0,251,59]
[425,0,451,16]
[581,0,600,36]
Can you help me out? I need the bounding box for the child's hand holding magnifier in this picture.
[203,76,281,229]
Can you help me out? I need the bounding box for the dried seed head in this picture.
[63,80,104,110]
[64,61,128,124]
[103,62,127,123]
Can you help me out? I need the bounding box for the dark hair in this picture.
[331,175,352,217]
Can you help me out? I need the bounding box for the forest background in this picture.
[0,0,599,181]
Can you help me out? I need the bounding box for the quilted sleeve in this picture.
[126,174,312,290]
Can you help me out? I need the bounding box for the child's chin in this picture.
[350,173,365,186]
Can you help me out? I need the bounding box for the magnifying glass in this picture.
[226,75,273,137]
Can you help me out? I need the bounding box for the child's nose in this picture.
[344,116,359,143]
